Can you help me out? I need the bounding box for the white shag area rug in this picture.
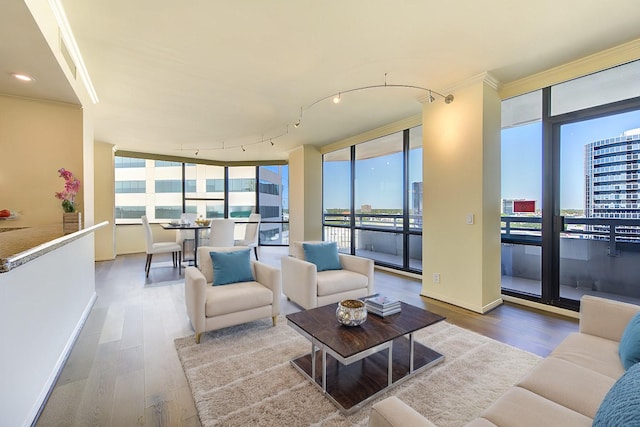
[174,316,541,427]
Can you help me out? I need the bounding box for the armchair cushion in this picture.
[210,248,254,286]
[317,269,369,296]
[302,241,342,271]
[205,281,274,317]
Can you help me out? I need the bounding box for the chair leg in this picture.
[145,254,152,277]
[195,332,201,344]
[272,316,277,326]
[253,246,259,261]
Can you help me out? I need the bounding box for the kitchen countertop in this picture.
[0,222,108,273]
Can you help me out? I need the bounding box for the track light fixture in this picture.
[177,74,452,155]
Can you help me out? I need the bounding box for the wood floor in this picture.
[35,247,578,426]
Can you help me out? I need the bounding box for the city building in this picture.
[585,128,640,219]
[114,158,287,244]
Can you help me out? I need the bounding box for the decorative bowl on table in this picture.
[194,218,211,226]
[336,299,367,326]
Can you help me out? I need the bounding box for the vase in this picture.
[63,212,82,234]
[336,299,367,327]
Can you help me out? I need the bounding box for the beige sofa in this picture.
[369,295,640,427]
[282,241,374,310]
[185,246,281,343]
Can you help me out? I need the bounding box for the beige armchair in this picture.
[185,246,281,343]
[282,241,374,310]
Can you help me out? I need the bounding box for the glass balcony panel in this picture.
[408,234,422,272]
[355,229,403,268]
[501,243,542,297]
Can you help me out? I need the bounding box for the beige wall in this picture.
[0,95,83,227]
[94,141,115,260]
[288,145,323,245]
[421,75,502,313]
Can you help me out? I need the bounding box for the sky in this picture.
[323,149,422,210]
[503,109,640,210]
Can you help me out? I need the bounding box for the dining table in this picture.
[161,223,210,267]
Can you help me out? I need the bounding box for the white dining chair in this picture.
[209,218,236,247]
[141,215,182,277]
[234,213,261,260]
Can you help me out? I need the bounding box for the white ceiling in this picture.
[3,1,640,162]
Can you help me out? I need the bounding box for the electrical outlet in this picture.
[433,273,440,284]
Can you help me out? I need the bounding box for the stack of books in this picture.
[365,295,401,317]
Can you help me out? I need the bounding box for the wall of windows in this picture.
[323,125,423,273]
[501,60,640,309]
[114,157,289,245]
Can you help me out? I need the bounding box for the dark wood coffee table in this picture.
[286,302,445,414]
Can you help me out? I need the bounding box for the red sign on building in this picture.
[513,200,535,213]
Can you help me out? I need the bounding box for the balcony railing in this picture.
[501,215,640,301]
[323,212,423,272]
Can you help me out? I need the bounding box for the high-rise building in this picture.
[584,129,640,219]
[114,157,287,243]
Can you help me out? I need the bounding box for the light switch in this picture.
[466,214,474,225]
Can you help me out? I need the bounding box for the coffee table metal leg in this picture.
[322,349,327,393]
[310,341,316,382]
[409,332,415,373]
[388,341,393,386]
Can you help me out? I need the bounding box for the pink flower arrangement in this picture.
[54,168,81,213]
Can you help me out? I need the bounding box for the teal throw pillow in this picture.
[209,249,254,286]
[619,312,640,370]
[593,362,640,426]
[302,242,342,272]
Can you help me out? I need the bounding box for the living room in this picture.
[2,1,640,426]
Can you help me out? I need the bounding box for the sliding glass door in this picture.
[556,110,640,306]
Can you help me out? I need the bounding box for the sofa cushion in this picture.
[369,396,436,427]
[517,357,616,418]
[480,386,592,427]
[593,362,640,426]
[317,269,368,296]
[619,312,640,370]
[205,281,273,317]
[550,332,625,379]
[210,248,254,286]
[302,241,342,271]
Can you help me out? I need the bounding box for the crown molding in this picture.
[500,38,640,99]
[442,72,502,95]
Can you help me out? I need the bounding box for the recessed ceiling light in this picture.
[11,73,35,82]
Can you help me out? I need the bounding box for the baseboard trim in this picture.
[501,294,580,319]
[420,290,503,314]
[30,292,98,426]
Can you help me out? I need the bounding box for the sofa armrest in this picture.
[580,295,640,342]
[369,396,435,427]
[253,260,282,316]
[339,253,375,295]
[185,266,208,336]
[281,255,318,309]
